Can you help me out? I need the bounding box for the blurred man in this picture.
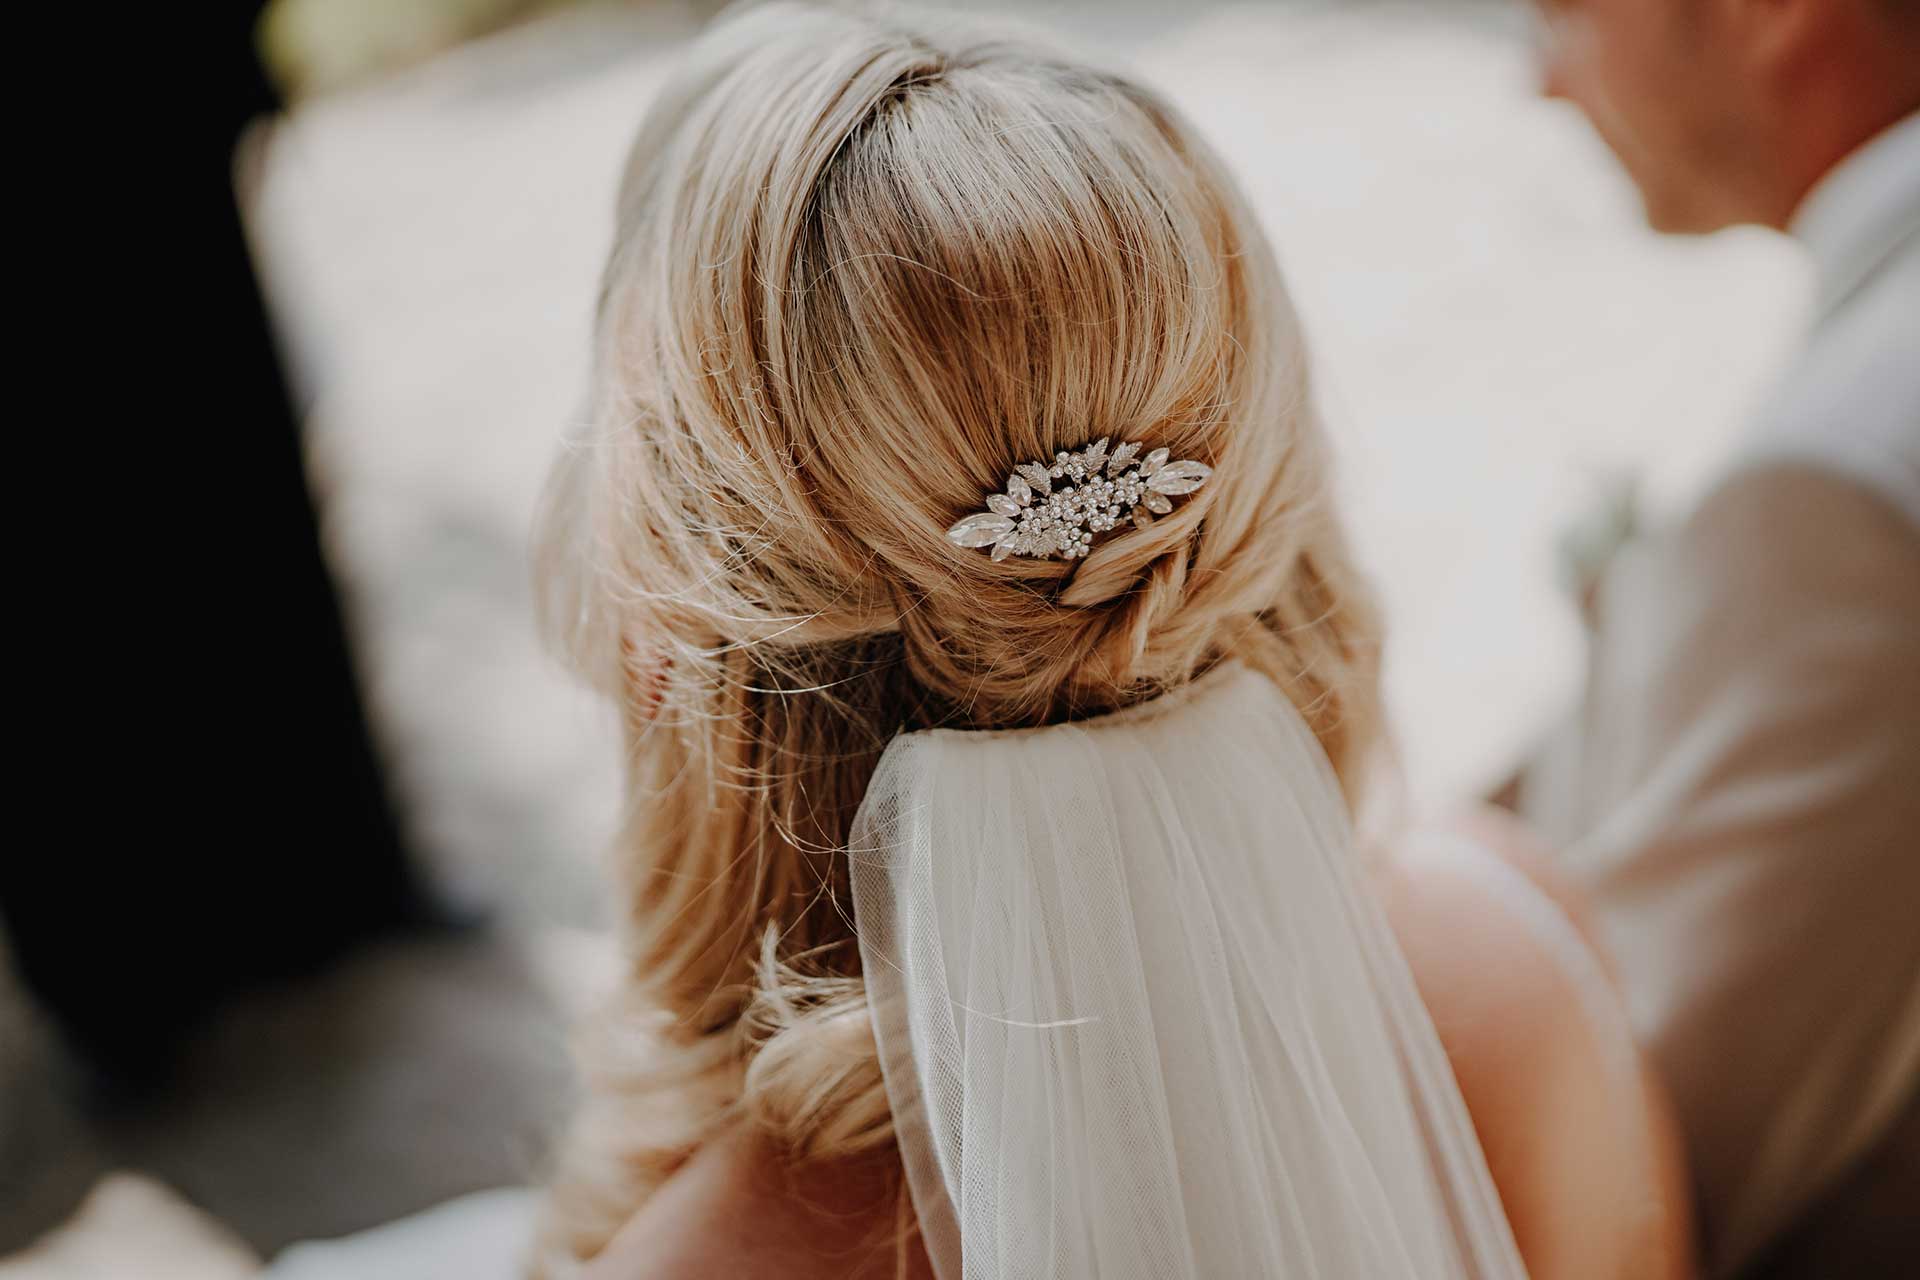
[1521,0,1920,1276]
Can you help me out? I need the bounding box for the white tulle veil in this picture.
[850,661,1528,1278]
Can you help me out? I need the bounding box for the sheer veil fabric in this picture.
[851,663,1528,1279]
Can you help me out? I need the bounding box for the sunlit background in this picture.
[2,0,1807,1274]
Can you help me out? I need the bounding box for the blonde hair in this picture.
[535,2,1383,1272]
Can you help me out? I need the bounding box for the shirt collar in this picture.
[1789,110,1920,320]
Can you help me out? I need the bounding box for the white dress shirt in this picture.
[1747,111,1920,529]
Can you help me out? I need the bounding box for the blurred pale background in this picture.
[3,0,1807,1273]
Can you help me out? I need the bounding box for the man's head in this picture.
[1532,0,1920,232]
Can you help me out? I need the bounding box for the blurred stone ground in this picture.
[0,0,1805,1271]
[0,923,591,1258]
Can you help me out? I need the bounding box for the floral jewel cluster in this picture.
[946,437,1214,562]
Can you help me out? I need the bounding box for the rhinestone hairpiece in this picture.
[945,437,1213,562]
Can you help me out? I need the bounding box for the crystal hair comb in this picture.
[945,437,1213,562]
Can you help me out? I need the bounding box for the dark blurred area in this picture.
[3,0,427,1082]
[1,1,565,1265]
[0,0,437,1081]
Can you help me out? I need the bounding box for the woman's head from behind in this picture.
[539,2,1381,1268]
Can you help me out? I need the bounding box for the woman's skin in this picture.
[1382,810,1697,1280]
[586,1125,935,1280]
[588,809,1696,1280]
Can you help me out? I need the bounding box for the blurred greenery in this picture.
[256,0,609,99]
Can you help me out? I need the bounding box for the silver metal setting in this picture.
[946,437,1213,562]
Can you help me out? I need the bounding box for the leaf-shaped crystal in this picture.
[1016,463,1052,496]
[1107,442,1140,475]
[987,493,1020,517]
[1082,437,1109,473]
[1144,491,1173,514]
[1141,447,1170,477]
[1007,474,1033,506]
[1132,506,1156,529]
[947,512,1016,547]
[990,531,1019,562]
[1146,460,1210,495]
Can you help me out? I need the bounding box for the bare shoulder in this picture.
[583,1126,933,1280]
[1378,826,1696,1280]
